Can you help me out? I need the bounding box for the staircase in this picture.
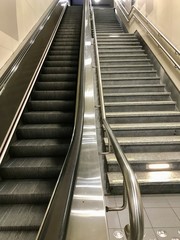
[0,6,82,240]
[94,8,180,194]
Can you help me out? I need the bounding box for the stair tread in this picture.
[107,171,180,184]
[109,122,180,130]
[104,92,170,97]
[102,76,160,80]
[99,53,147,57]
[106,152,180,163]
[101,70,156,73]
[100,59,150,63]
[104,135,180,145]
[106,111,180,117]
[105,101,175,106]
[103,84,164,88]
[101,64,153,68]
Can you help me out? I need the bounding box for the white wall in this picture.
[121,0,180,50]
[115,0,180,92]
[0,0,56,75]
[134,0,180,50]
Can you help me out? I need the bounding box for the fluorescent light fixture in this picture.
[147,164,170,170]
[109,35,120,37]
[94,0,101,3]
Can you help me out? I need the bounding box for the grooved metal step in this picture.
[0,157,62,178]
[0,6,82,239]
[17,124,73,139]
[31,90,76,100]
[0,180,55,203]
[0,205,47,230]
[10,139,69,157]
[23,111,74,124]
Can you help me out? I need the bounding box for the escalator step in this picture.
[50,46,79,51]
[35,81,76,90]
[22,111,74,124]
[0,204,47,230]
[0,157,62,179]
[44,60,78,67]
[0,180,55,203]
[10,139,69,157]
[41,66,78,74]
[17,124,73,139]
[0,231,37,240]
[48,50,79,55]
[28,100,75,111]
[38,73,77,82]
[46,55,78,61]
[31,90,76,100]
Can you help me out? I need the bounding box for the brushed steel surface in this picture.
[66,2,108,240]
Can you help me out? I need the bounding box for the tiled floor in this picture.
[105,194,180,240]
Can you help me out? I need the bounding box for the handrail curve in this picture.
[115,0,180,69]
[90,2,144,240]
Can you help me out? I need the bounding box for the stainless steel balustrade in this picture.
[90,1,144,239]
[115,0,180,69]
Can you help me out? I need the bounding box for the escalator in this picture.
[94,8,180,194]
[0,6,82,240]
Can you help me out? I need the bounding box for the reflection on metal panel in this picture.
[66,2,108,239]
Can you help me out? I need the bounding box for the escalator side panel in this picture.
[0,6,82,240]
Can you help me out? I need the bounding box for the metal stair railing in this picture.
[90,1,144,240]
[115,0,180,70]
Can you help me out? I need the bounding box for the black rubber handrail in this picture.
[36,3,85,240]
